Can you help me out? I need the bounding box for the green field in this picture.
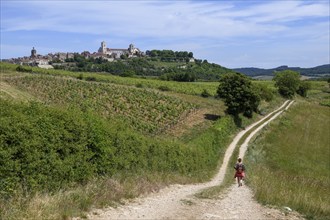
[246,83,330,219]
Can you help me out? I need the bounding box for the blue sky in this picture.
[1,0,329,68]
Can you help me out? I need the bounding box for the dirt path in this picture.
[87,100,304,220]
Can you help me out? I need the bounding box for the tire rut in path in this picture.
[87,100,303,220]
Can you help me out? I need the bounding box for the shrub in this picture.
[0,101,98,196]
[135,83,144,88]
[201,89,211,98]
[273,70,300,98]
[85,76,96,81]
[158,86,171,91]
[77,73,84,80]
[296,81,311,97]
[319,100,330,107]
[254,83,274,102]
[16,65,33,73]
[0,98,234,199]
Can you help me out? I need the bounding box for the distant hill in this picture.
[234,64,330,78]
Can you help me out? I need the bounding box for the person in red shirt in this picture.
[234,158,245,187]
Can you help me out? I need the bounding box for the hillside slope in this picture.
[246,99,330,218]
[86,100,303,220]
[3,62,325,219]
[0,64,239,219]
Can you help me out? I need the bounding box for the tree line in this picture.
[52,53,234,81]
[217,70,311,119]
[145,49,193,62]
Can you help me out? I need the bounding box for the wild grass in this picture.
[0,81,37,102]
[195,100,291,199]
[0,173,189,220]
[245,98,330,219]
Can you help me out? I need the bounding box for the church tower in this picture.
[128,44,135,54]
[98,41,107,54]
[31,47,37,58]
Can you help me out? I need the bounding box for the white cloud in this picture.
[3,1,328,38]
[1,0,329,68]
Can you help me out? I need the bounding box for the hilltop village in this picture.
[6,41,145,69]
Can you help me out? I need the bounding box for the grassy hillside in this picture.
[0,63,243,219]
[1,62,327,219]
[1,62,220,96]
[3,75,196,134]
[0,81,36,102]
[245,82,330,219]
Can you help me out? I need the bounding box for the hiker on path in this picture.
[234,158,245,187]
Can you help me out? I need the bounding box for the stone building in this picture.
[98,41,142,58]
[30,47,37,58]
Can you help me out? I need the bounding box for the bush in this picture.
[85,76,96,81]
[135,83,144,88]
[0,101,99,196]
[296,81,311,97]
[201,89,211,98]
[319,100,330,107]
[273,70,300,98]
[158,86,171,91]
[254,83,274,102]
[0,98,236,199]
[16,65,33,73]
[77,73,84,80]
[120,70,134,77]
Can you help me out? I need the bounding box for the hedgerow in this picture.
[0,99,237,199]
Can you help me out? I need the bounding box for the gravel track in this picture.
[87,100,304,220]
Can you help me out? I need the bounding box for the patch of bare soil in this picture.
[86,100,305,220]
[166,108,209,137]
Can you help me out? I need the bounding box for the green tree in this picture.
[120,54,128,59]
[297,81,311,97]
[217,72,260,118]
[273,70,300,98]
[254,83,274,102]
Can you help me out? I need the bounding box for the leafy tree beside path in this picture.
[273,70,311,98]
[217,72,260,118]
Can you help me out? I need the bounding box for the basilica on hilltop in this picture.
[98,41,142,58]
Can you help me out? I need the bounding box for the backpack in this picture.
[235,163,245,173]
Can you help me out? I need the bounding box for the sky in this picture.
[1,0,329,69]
